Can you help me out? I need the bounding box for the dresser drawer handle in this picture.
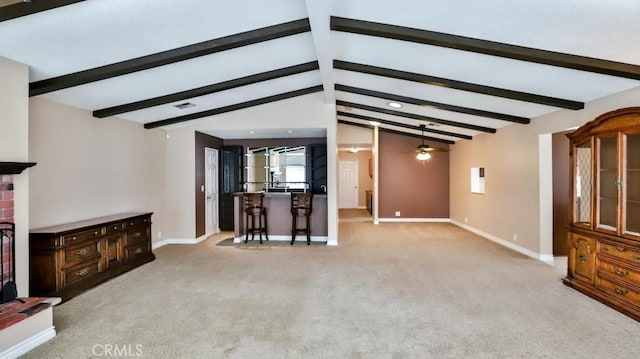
[133,232,141,238]
[135,248,143,254]
[76,268,89,277]
[76,248,89,256]
[615,246,626,252]
[94,231,99,235]
[113,226,119,230]
[614,268,629,277]
[613,286,628,295]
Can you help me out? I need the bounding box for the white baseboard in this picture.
[451,220,553,262]
[233,235,328,244]
[1,326,56,359]
[378,218,451,223]
[152,234,209,249]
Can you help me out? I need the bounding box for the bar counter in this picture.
[233,192,328,243]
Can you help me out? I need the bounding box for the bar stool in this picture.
[291,192,313,245]
[244,192,268,244]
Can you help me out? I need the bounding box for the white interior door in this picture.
[338,160,358,208]
[205,148,219,235]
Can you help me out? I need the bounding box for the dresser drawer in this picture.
[64,259,100,286]
[126,228,149,246]
[63,241,100,268]
[599,242,640,264]
[62,227,104,245]
[599,259,640,286]
[125,216,150,229]
[105,222,125,235]
[596,277,640,306]
[126,242,150,262]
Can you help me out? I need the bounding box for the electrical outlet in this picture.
[464,217,468,223]
[395,211,401,217]
[513,233,518,241]
[158,231,162,239]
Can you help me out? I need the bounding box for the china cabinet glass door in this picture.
[574,141,593,227]
[625,132,640,237]
[597,136,618,232]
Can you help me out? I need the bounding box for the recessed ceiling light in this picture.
[369,121,381,126]
[173,102,196,110]
[287,130,293,134]
[249,131,255,134]
[388,102,402,108]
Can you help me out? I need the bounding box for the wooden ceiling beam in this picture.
[336,111,471,140]
[331,16,640,81]
[337,100,496,133]
[144,85,323,129]
[0,0,84,22]
[335,84,530,124]
[94,61,319,118]
[336,119,455,145]
[334,60,583,110]
[29,18,311,96]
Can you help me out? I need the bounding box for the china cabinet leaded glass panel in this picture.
[625,132,640,236]
[597,136,618,231]
[574,141,592,226]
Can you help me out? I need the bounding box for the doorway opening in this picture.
[337,149,373,223]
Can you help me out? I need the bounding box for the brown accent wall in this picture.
[379,131,450,218]
[338,150,373,207]
[195,131,224,238]
[553,131,571,256]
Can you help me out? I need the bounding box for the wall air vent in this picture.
[173,102,196,110]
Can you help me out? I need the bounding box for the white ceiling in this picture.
[0,0,638,143]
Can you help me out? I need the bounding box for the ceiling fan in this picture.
[416,124,434,161]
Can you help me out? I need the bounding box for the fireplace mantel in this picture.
[0,162,36,174]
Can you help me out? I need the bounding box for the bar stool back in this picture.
[291,192,313,245]
[244,192,268,244]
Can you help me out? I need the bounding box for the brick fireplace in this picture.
[1,175,15,293]
[0,162,35,303]
[1,175,16,304]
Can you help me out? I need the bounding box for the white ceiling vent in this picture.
[173,102,196,110]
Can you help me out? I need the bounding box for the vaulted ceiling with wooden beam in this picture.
[1,0,639,146]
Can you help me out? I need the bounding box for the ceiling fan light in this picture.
[416,152,431,161]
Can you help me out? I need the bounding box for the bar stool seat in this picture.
[291,192,313,245]
[244,192,268,244]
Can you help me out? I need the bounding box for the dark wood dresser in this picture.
[29,212,154,302]
[564,107,640,321]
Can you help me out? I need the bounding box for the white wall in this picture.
[0,56,29,296]
[164,127,195,239]
[337,123,373,145]
[450,85,640,257]
[29,98,168,244]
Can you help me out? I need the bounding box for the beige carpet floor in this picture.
[22,222,640,358]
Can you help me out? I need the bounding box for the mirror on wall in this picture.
[245,146,307,192]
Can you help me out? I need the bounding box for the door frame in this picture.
[205,147,219,236]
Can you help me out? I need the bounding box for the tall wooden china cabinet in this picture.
[564,107,640,320]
